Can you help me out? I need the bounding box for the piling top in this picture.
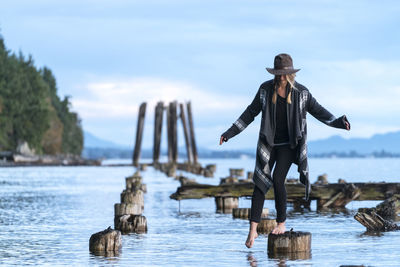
[269,230,311,238]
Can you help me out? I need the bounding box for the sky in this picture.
[1,0,400,151]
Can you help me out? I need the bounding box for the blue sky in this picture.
[1,0,400,150]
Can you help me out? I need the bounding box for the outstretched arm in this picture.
[307,91,350,130]
[220,88,262,144]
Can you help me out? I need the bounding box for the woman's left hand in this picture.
[345,121,350,130]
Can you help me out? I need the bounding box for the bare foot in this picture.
[271,221,286,235]
[245,230,259,248]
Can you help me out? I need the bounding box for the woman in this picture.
[219,53,350,248]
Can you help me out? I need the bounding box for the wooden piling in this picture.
[257,218,277,234]
[232,208,269,219]
[267,230,311,258]
[167,102,178,163]
[186,101,198,164]
[153,101,164,163]
[229,168,244,178]
[179,103,193,163]
[215,196,238,213]
[89,227,122,256]
[166,103,172,163]
[133,102,147,167]
[114,214,148,234]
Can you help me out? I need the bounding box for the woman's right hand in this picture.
[219,136,227,145]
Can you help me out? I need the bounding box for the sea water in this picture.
[0,158,399,266]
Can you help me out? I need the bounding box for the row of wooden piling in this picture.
[114,172,148,234]
[89,172,148,255]
[133,101,199,167]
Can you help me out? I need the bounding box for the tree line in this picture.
[0,34,83,155]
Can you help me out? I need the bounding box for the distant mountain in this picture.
[308,131,400,155]
[81,130,400,159]
[83,131,129,149]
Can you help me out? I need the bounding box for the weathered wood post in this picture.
[232,208,269,219]
[179,103,193,164]
[114,173,148,234]
[229,168,245,178]
[132,102,147,167]
[153,101,164,163]
[89,227,122,256]
[171,101,178,163]
[215,196,239,213]
[267,230,312,259]
[167,101,178,163]
[257,218,277,234]
[355,194,400,231]
[186,101,198,164]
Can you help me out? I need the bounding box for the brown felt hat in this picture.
[266,53,300,75]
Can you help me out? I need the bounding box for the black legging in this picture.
[249,144,297,223]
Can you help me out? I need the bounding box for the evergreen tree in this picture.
[0,33,83,155]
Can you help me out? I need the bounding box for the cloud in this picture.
[71,77,248,119]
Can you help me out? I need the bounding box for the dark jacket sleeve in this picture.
[221,88,262,141]
[307,91,350,130]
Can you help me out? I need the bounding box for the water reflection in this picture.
[267,250,311,260]
[247,252,257,266]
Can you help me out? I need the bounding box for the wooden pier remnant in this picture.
[232,208,269,220]
[114,173,148,234]
[354,211,400,232]
[153,101,164,163]
[130,99,216,178]
[179,103,193,163]
[257,218,277,234]
[133,102,147,167]
[170,181,400,205]
[167,101,178,163]
[186,101,198,164]
[229,168,244,178]
[354,194,400,231]
[358,194,400,219]
[89,227,122,256]
[317,181,361,209]
[267,230,311,259]
[215,196,239,213]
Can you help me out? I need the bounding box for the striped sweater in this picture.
[222,79,350,200]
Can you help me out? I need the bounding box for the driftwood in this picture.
[89,227,122,255]
[319,183,361,208]
[358,194,400,219]
[170,181,400,203]
[354,194,400,231]
[354,211,400,231]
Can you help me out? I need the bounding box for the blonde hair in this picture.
[272,73,296,104]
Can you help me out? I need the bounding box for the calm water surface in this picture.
[1,158,400,266]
